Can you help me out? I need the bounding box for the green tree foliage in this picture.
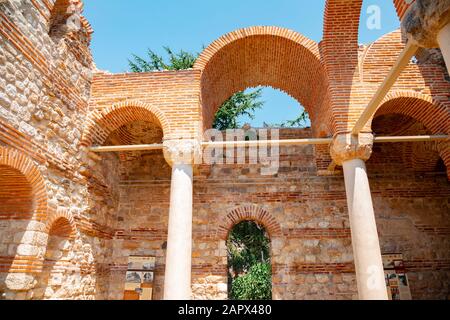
[128,47,263,130]
[227,221,271,300]
[212,90,264,131]
[280,110,310,128]
[129,47,197,72]
[230,263,272,300]
[264,109,310,128]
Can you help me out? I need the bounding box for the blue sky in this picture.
[83,0,400,127]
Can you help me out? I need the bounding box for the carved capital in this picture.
[163,139,201,166]
[330,133,374,166]
[402,0,450,48]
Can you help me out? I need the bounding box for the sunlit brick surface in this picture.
[0,0,449,300]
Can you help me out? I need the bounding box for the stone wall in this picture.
[0,0,111,300]
[106,129,449,300]
[0,0,449,301]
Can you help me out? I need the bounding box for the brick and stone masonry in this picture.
[0,0,449,300]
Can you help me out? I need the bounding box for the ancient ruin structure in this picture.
[0,0,449,300]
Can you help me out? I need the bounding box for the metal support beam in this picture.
[203,138,333,148]
[88,135,447,153]
[89,143,164,153]
[351,41,419,135]
[374,135,447,143]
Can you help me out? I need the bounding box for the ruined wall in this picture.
[368,143,450,300]
[0,0,114,300]
[1,0,449,301]
[88,70,202,141]
[105,129,449,300]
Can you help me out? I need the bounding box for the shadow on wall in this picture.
[34,218,75,300]
[0,164,43,300]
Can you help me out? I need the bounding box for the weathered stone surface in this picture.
[402,0,450,48]
[5,274,36,291]
[330,133,374,166]
[163,139,202,166]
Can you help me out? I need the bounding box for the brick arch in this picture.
[45,207,76,240]
[372,91,449,135]
[322,0,414,133]
[217,205,282,240]
[322,0,363,134]
[371,91,450,178]
[361,29,406,83]
[323,0,412,46]
[411,141,442,172]
[0,147,48,222]
[82,100,170,147]
[195,26,329,131]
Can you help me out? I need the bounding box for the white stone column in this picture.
[437,23,450,74]
[331,133,388,300]
[162,139,200,300]
[342,159,388,300]
[163,163,193,300]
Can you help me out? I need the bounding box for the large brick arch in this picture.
[371,91,450,178]
[322,1,414,133]
[322,0,363,133]
[361,28,449,85]
[372,91,449,135]
[217,205,282,240]
[195,26,329,132]
[323,0,412,45]
[0,146,48,222]
[82,100,170,147]
[322,0,414,75]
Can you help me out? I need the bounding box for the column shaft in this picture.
[437,23,450,75]
[163,163,193,300]
[343,159,388,300]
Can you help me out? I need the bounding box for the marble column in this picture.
[331,133,388,300]
[162,139,200,300]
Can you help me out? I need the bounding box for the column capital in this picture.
[163,139,201,167]
[330,133,374,166]
[402,0,450,48]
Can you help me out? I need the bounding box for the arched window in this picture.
[196,27,328,136]
[218,86,311,131]
[227,221,272,300]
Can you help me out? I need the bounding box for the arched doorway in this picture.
[227,220,272,300]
